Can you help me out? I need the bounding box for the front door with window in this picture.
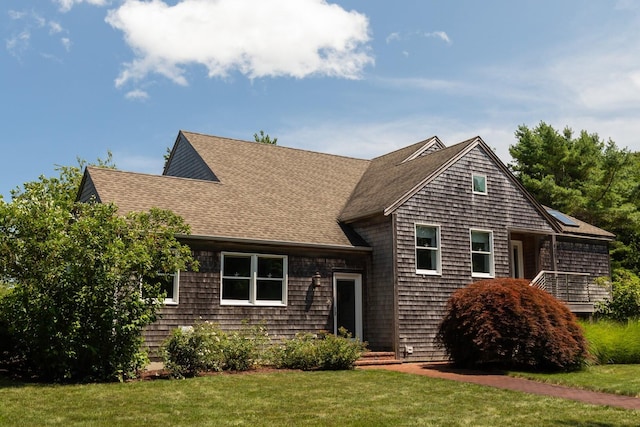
[333,273,362,341]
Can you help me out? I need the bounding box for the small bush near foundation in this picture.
[162,322,268,378]
[581,320,640,364]
[272,328,366,371]
[317,329,367,370]
[437,278,588,371]
[273,333,320,370]
[223,324,270,372]
[162,323,227,378]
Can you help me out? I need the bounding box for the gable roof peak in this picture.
[400,136,446,163]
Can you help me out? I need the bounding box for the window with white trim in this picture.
[470,230,494,277]
[142,271,180,304]
[221,252,287,306]
[415,224,441,274]
[472,174,487,194]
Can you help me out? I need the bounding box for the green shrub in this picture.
[437,278,588,371]
[595,269,640,321]
[272,333,320,370]
[317,328,366,370]
[224,323,270,371]
[162,323,227,378]
[162,322,269,377]
[581,320,640,364]
[273,328,366,371]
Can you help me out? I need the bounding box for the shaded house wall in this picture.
[351,215,395,352]
[508,233,541,279]
[538,237,611,278]
[144,240,369,358]
[392,145,555,361]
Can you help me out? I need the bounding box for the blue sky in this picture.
[3,0,640,199]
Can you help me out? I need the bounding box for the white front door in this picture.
[333,273,362,341]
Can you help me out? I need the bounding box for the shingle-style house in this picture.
[78,130,614,361]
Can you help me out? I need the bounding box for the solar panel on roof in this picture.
[547,209,578,227]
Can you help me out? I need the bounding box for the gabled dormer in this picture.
[163,131,219,182]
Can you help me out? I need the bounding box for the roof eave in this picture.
[176,233,373,252]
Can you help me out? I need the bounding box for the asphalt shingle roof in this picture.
[85,132,371,248]
[339,137,477,221]
[81,131,615,246]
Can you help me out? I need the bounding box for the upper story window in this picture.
[415,224,441,275]
[470,230,494,278]
[221,252,287,306]
[142,271,180,305]
[472,174,487,194]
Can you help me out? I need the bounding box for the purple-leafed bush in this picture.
[437,278,588,371]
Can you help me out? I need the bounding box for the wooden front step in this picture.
[355,351,403,366]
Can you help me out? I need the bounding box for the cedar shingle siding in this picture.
[145,244,369,357]
[393,145,556,360]
[78,130,614,362]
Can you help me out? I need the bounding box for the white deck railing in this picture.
[530,271,610,304]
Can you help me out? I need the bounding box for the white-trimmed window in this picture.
[472,174,487,194]
[470,230,494,277]
[142,271,179,305]
[415,224,441,275]
[221,252,287,306]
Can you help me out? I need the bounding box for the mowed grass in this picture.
[511,364,640,397]
[1,369,639,426]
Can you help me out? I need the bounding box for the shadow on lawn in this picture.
[419,362,508,376]
[0,371,27,389]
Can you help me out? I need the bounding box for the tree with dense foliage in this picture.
[437,279,588,371]
[254,130,278,145]
[595,268,640,321]
[509,122,640,274]
[0,158,196,382]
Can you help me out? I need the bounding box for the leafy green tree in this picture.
[509,122,640,273]
[253,130,278,145]
[0,158,196,382]
[595,269,640,321]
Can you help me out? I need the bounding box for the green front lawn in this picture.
[510,364,640,397]
[1,369,638,426]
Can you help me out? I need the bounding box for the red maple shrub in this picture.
[437,278,588,371]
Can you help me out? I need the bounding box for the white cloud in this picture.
[8,10,27,20]
[55,0,110,13]
[125,89,149,100]
[385,32,401,44]
[105,0,373,88]
[5,10,71,56]
[6,31,30,58]
[49,21,63,34]
[280,115,516,162]
[424,31,451,45]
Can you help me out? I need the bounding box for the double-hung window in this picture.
[415,224,441,275]
[221,252,287,306]
[470,230,494,277]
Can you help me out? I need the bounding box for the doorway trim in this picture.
[333,272,363,341]
[511,240,524,279]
